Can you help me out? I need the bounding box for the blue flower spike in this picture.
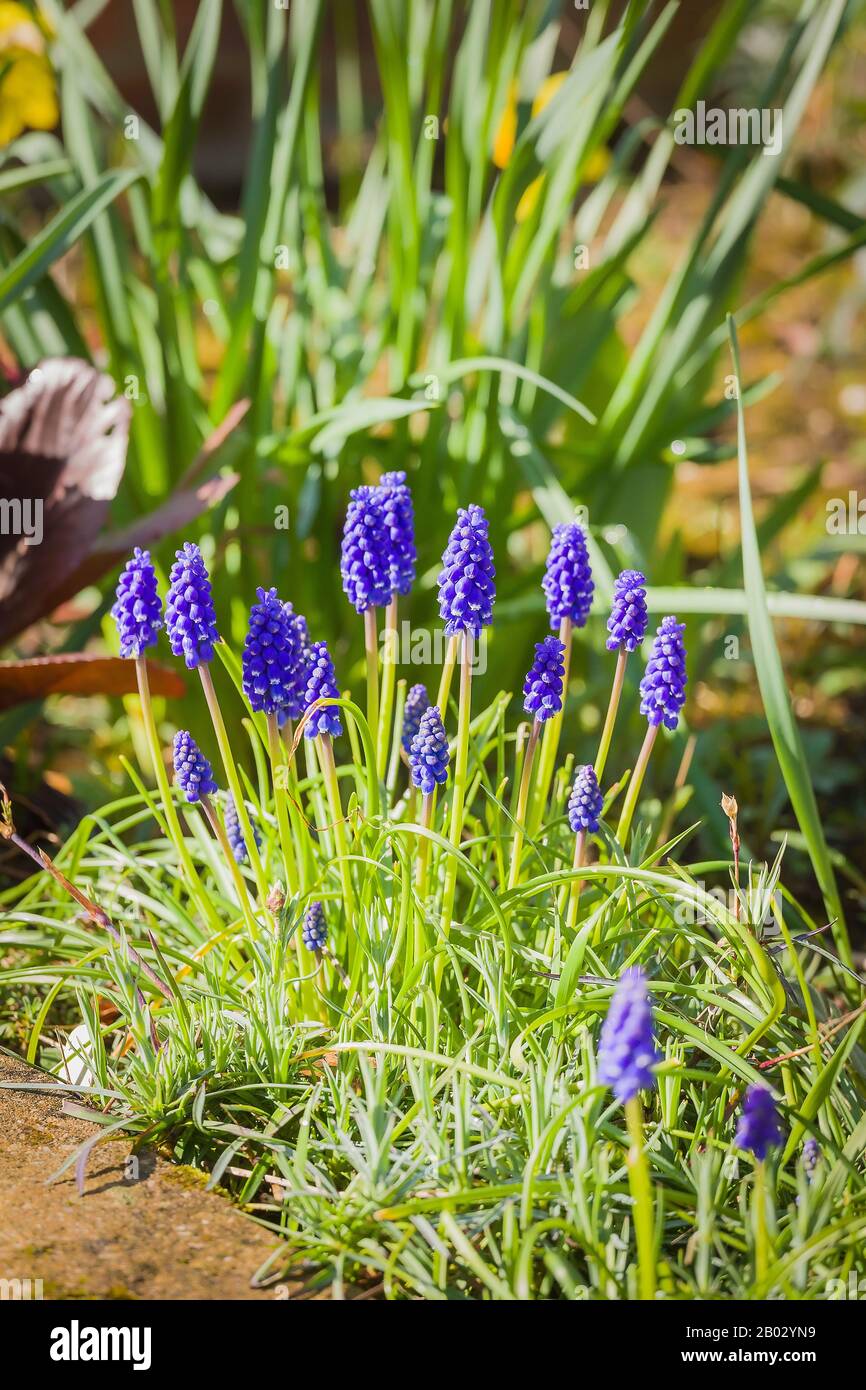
[597,967,659,1104]
[303,641,343,740]
[111,548,162,658]
[408,706,450,795]
[172,730,217,803]
[165,542,219,669]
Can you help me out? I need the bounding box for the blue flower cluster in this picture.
[606,569,647,653]
[735,1085,782,1161]
[522,636,565,723]
[437,505,496,637]
[568,764,603,834]
[639,616,688,730]
[401,682,428,752]
[165,543,219,669]
[340,485,393,614]
[301,901,328,952]
[303,641,343,740]
[224,793,260,865]
[408,705,450,794]
[381,471,417,597]
[242,586,303,716]
[172,730,217,803]
[542,521,593,629]
[597,967,659,1103]
[111,548,162,657]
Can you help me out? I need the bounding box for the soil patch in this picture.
[0,1049,283,1300]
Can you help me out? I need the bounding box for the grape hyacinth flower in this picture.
[598,968,659,1104]
[596,571,648,783]
[224,793,261,866]
[568,764,603,834]
[617,615,688,846]
[410,705,449,895]
[303,641,343,740]
[802,1136,820,1178]
[301,901,327,953]
[542,521,594,632]
[340,485,392,614]
[522,636,566,723]
[165,542,219,669]
[508,637,566,890]
[565,765,604,929]
[111,548,162,658]
[606,570,648,653]
[376,472,416,775]
[735,1085,782,1161]
[437,504,496,639]
[380,470,416,597]
[278,602,312,724]
[639,616,688,731]
[402,682,428,753]
[532,521,592,836]
[242,587,302,716]
[598,967,660,1301]
[341,484,391,747]
[436,505,495,944]
[408,705,450,795]
[172,731,217,803]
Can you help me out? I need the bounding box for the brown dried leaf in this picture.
[0,654,184,711]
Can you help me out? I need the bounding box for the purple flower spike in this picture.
[542,521,593,630]
[735,1085,782,1161]
[341,485,392,614]
[409,705,450,795]
[302,901,327,952]
[522,636,565,723]
[606,569,648,653]
[224,793,261,865]
[165,542,219,669]
[111,548,162,658]
[242,587,302,716]
[639,616,688,730]
[172,730,217,803]
[568,764,603,834]
[402,682,428,752]
[597,967,659,1103]
[437,504,496,638]
[303,641,343,740]
[380,471,416,597]
[278,601,312,722]
[802,1136,820,1178]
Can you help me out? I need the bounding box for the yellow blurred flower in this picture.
[492,79,518,170]
[530,71,567,118]
[0,3,58,146]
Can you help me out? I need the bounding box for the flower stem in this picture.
[266,711,299,895]
[198,792,256,927]
[198,664,270,911]
[386,679,406,803]
[364,607,380,752]
[134,658,221,933]
[507,718,540,891]
[528,616,571,833]
[318,733,357,980]
[753,1159,769,1287]
[595,647,627,782]
[415,789,434,893]
[438,631,473,962]
[436,632,459,714]
[615,722,659,847]
[564,829,587,931]
[625,1095,656,1301]
[377,596,398,778]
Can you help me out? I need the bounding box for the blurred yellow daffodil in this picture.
[493,68,611,222]
[0,3,58,146]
